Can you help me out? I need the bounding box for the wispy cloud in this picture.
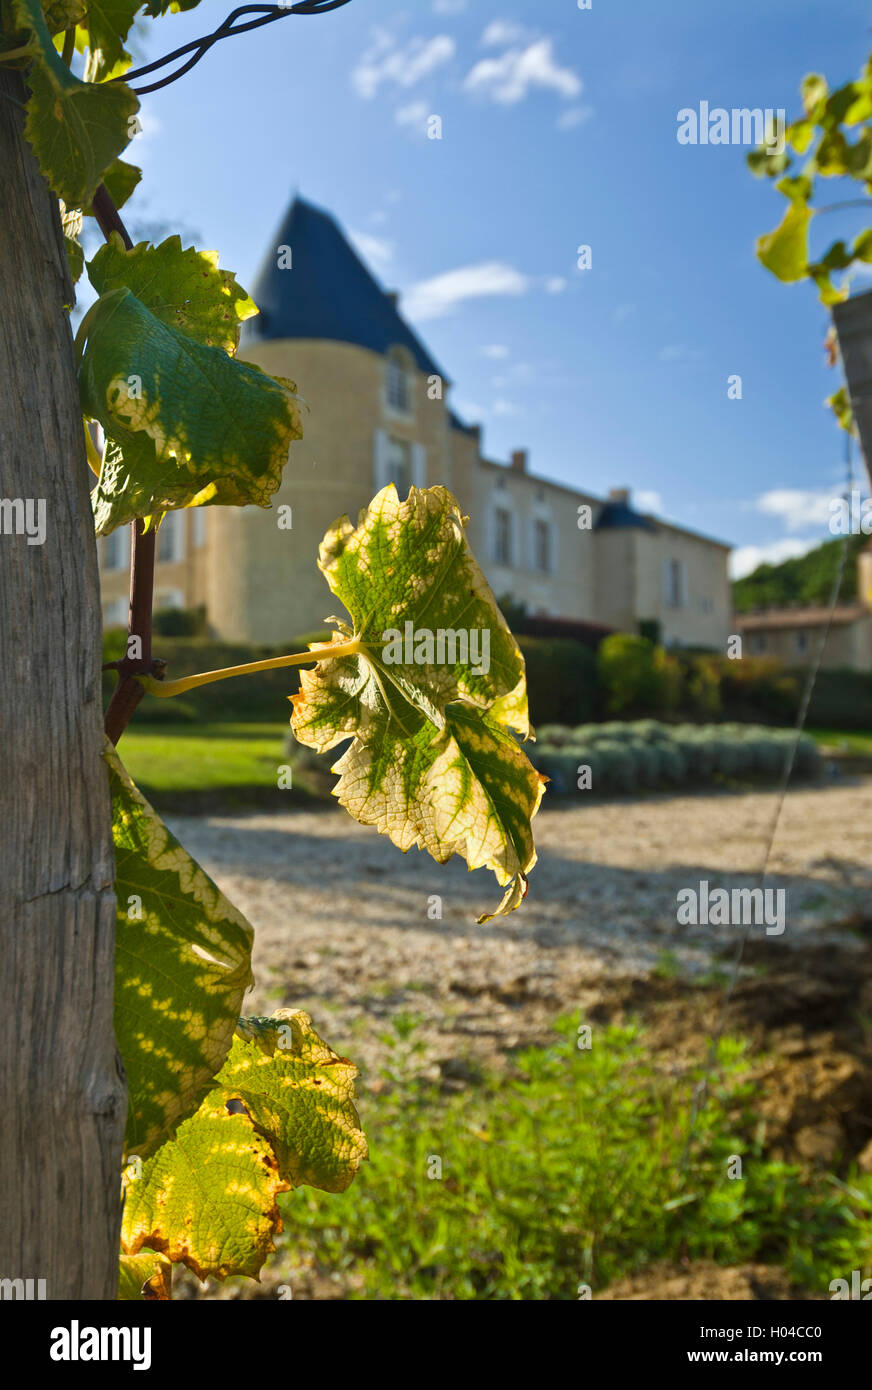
[659,344,703,364]
[556,104,593,130]
[729,537,820,580]
[754,488,833,532]
[635,490,663,515]
[395,100,430,130]
[404,261,530,320]
[463,37,581,105]
[544,276,567,294]
[353,32,456,99]
[348,229,393,268]
[433,0,466,12]
[481,19,530,47]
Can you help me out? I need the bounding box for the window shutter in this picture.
[486,504,496,563]
[549,518,558,575]
[680,561,689,608]
[662,557,671,605]
[411,443,426,489]
[374,428,389,492]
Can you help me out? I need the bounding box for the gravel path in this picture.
[167,780,872,1081]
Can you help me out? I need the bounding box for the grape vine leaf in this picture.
[79,286,302,534]
[118,1250,172,1301]
[106,743,255,1161]
[121,1011,367,1282]
[12,0,139,207]
[290,485,545,922]
[76,1,142,82]
[87,234,258,354]
[100,156,141,210]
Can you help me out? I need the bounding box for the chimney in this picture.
[386,290,400,308]
[608,487,630,505]
[510,449,527,474]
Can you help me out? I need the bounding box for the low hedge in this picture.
[531,720,821,796]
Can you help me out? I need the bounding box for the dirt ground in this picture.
[167,778,872,1300]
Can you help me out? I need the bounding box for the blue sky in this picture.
[113,0,872,576]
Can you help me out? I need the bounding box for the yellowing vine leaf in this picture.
[79,286,302,534]
[88,234,258,353]
[291,485,545,921]
[118,1250,171,1301]
[12,0,139,207]
[121,1011,367,1283]
[106,743,254,1160]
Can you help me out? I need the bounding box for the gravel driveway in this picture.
[167,779,872,1080]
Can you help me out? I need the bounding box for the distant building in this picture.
[734,543,872,670]
[98,196,733,648]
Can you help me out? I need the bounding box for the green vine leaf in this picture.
[118,1250,171,1301]
[106,743,255,1161]
[12,0,139,206]
[42,0,87,35]
[100,156,141,210]
[76,1,141,81]
[87,234,258,354]
[79,286,302,534]
[291,485,545,922]
[755,197,812,283]
[121,1011,367,1283]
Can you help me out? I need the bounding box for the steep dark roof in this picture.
[594,500,658,532]
[241,196,447,380]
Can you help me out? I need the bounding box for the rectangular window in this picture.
[192,509,207,547]
[664,558,685,608]
[534,518,551,574]
[103,527,128,571]
[157,511,184,564]
[795,630,808,653]
[387,436,412,497]
[749,633,767,654]
[385,356,410,414]
[494,508,512,566]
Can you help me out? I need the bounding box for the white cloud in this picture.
[463,38,581,105]
[404,261,530,320]
[492,398,519,416]
[433,0,466,12]
[395,100,430,129]
[754,488,833,532]
[353,32,456,99]
[481,20,530,46]
[481,344,509,358]
[544,275,567,293]
[659,344,702,363]
[635,490,663,515]
[729,537,820,580]
[348,229,393,268]
[556,104,593,130]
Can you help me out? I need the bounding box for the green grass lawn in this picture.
[118,723,308,812]
[807,728,872,755]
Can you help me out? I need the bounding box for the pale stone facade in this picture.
[97,197,732,650]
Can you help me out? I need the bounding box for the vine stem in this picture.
[90,184,161,746]
[136,639,364,698]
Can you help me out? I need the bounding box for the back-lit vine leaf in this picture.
[11,0,139,207]
[121,1011,367,1282]
[107,743,254,1161]
[291,485,545,921]
[118,1250,172,1301]
[88,233,258,353]
[79,286,302,534]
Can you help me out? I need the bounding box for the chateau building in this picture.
[98,196,732,649]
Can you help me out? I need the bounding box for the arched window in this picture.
[385,347,412,416]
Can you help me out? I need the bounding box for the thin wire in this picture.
[117,1,353,95]
[676,425,855,1177]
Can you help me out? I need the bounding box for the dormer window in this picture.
[385,347,412,416]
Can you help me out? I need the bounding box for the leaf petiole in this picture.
[136,637,364,698]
